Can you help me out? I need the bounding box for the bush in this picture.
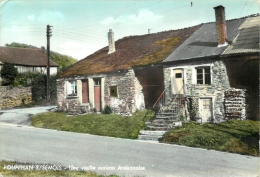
[31,74,57,102]
[1,63,18,85]
[104,105,112,114]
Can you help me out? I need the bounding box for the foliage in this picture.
[5,42,77,71]
[187,98,197,121]
[5,42,38,49]
[49,52,77,71]
[13,72,42,87]
[31,74,57,102]
[103,105,112,114]
[0,161,118,177]
[0,63,18,85]
[161,120,259,156]
[31,110,154,139]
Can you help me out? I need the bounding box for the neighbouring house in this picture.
[57,26,201,114]
[161,6,259,123]
[0,47,59,85]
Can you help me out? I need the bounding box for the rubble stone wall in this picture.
[164,60,247,122]
[0,86,32,109]
[57,69,145,114]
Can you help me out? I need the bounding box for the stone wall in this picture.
[57,69,145,114]
[0,86,32,109]
[104,69,145,113]
[163,60,247,122]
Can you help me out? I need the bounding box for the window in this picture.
[196,67,211,85]
[67,80,77,96]
[94,78,101,86]
[175,73,182,78]
[110,86,118,97]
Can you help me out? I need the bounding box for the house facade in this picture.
[162,6,259,122]
[0,47,58,85]
[57,26,200,114]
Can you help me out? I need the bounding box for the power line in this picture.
[54,28,105,40]
[53,31,106,42]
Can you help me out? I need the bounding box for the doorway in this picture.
[199,98,212,122]
[172,69,184,94]
[94,78,101,112]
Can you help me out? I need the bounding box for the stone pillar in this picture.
[88,78,94,109]
[101,77,105,110]
[77,80,82,104]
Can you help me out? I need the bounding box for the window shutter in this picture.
[67,81,72,95]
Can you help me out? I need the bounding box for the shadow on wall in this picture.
[134,66,164,109]
[224,58,259,120]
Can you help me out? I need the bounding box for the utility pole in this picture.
[46,24,52,101]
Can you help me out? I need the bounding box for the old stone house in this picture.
[0,47,58,85]
[57,26,201,114]
[161,6,259,123]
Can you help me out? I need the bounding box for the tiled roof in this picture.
[223,16,260,55]
[59,25,201,77]
[0,47,58,67]
[163,18,246,62]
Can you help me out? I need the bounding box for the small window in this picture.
[175,73,182,78]
[110,86,118,97]
[94,78,101,86]
[196,67,211,85]
[67,80,77,96]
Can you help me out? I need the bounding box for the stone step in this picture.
[148,123,171,128]
[146,126,170,131]
[151,119,179,124]
[157,112,178,115]
[154,115,179,119]
[139,130,166,136]
[137,135,162,141]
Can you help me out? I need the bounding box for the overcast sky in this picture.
[1,0,259,60]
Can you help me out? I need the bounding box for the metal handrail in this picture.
[152,89,165,108]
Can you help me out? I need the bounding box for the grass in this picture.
[31,110,154,139]
[160,120,259,156]
[0,161,118,177]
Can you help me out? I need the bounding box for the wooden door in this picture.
[199,98,212,122]
[94,79,101,112]
[82,80,89,103]
[173,69,183,94]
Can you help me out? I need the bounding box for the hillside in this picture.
[5,42,77,71]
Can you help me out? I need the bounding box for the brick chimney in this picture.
[108,29,115,54]
[214,5,228,47]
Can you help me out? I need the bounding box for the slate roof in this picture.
[223,16,260,55]
[163,18,247,62]
[59,25,201,77]
[0,47,58,67]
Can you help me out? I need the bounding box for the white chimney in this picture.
[108,29,115,54]
[214,5,228,47]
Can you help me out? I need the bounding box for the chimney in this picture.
[214,5,228,47]
[108,29,115,54]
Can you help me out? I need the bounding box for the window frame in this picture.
[196,67,211,85]
[67,80,77,97]
[109,86,118,97]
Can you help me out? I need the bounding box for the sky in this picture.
[1,0,259,60]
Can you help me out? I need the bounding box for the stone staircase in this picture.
[138,109,182,141]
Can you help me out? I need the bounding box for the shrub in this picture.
[104,105,112,114]
[31,74,57,102]
[1,63,18,85]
